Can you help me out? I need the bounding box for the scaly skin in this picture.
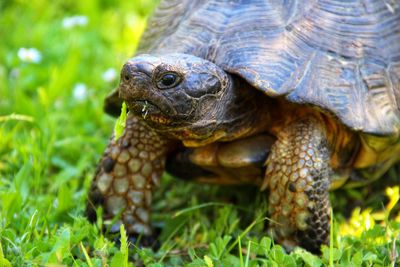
[264,117,331,253]
[87,114,170,237]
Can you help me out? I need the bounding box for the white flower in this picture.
[53,199,59,208]
[73,83,88,101]
[102,68,117,82]
[17,48,42,63]
[62,15,88,29]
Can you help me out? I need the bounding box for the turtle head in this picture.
[119,53,244,143]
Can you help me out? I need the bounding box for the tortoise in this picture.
[87,0,400,253]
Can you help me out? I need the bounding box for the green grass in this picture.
[1,0,399,266]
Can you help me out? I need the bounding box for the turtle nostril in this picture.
[121,61,153,83]
[121,63,133,83]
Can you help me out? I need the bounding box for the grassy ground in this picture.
[1,0,399,266]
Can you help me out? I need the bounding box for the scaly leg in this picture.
[87,114,170,238]
[263,117,331,253]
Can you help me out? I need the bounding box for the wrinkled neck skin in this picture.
[146,76,270,147]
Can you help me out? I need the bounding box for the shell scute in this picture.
[134,0,400,135]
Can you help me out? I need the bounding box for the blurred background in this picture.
[0,1,163,265]
[0,0,399,266]
[1,0,159,222]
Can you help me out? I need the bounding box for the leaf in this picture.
[362,252,377,261]
[295,249,323,267]
[221,254,241,267]
[351,251,363,266]
[111,225,130,267]
[269,246,286,265]
[282,255,297,267]
[44,228,71,264]
[258,236,272,257]
[114,102,127,140]
[188,248,197,261]
[119,224,129,267]
[204,255,214,267]
[111,252,125,267]
[330,248,342,262]
[0,242,12,267]
[209,235,231,259]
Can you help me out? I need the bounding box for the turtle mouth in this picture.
[128,100,173,125]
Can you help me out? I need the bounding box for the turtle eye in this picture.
[157,73,180,89]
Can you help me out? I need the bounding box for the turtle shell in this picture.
[136,0,400,136]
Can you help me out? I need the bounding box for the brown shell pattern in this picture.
[138,0,400,136]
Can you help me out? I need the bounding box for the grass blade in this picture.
[79,242,93,267]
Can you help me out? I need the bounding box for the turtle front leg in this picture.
[86,114,170,242]
[263,117,331,253]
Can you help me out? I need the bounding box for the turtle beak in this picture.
[119,60,153,95]
[118,58,178,123]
